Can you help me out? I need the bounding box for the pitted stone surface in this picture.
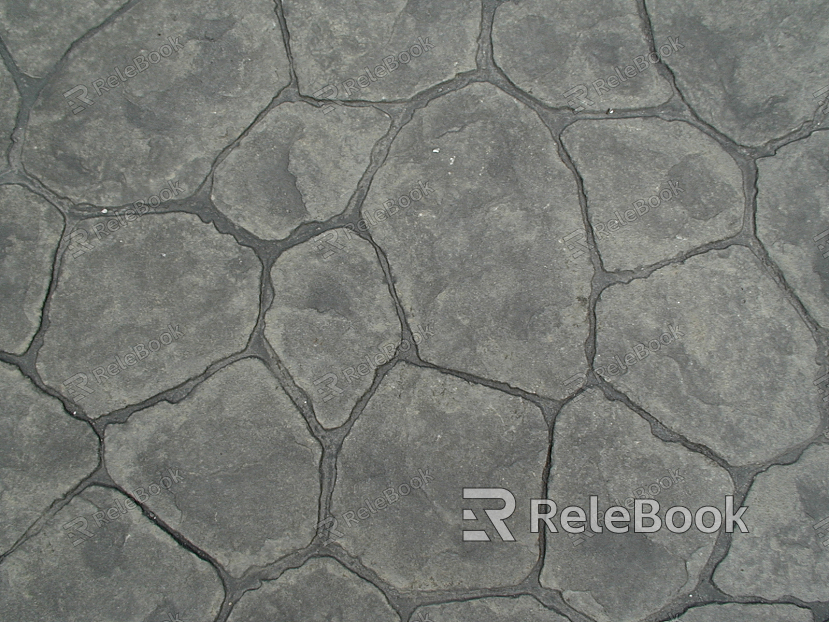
[649,0,829,145]
[333,362,548,591]
[562,118,743,270]
[714,444,829,601]
[4,1,829,619]
[266,233,400,428]
[0,362,97,553]
[105,359,321,576]
[674,603,812,622]
[0,0,123,78]
[23,0,290,205]
[364,83,590,398]
[213,103,389,240]
[493,0,672,110]
[541,390,732,622]
[37,213,260,417]
[0,185,63,353]
[418,595,570,622]
[596,247,821,465]
[757,131,829,328]
[227,557,398,622]
[0,61,18,153]
[0,486,223,621]
[284,0,479,101]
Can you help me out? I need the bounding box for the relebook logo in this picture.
[462,488,748,542]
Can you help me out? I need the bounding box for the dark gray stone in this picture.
[37,213,260,417]
[0,185,63,353]
[105,359,322,576]
[418,595,569,622]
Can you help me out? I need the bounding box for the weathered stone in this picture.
[228,557,398,622]
[0,486,223,621]
[0,61,19,156]
[541,390,732,622]
[649,0,829,145]
[562,118,743,270]
[714,444,829,601]
[596,247,821,465]
[23,0,290,205]
[0,0,123,78]
[0,362,97,552]
[674,603,812,621]
[333,362,548,591]
[37,213,260,417]
[364,83,590,398]
[267,233,400,428]
[284,0,479,101]
[493,0,672,110]
[418,595,569,622]
[757,131,829,328]
[0,185,63,353]
[213,103,389,240]
[105,359,321,576]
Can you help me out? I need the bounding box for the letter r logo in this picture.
[462,488,516,542]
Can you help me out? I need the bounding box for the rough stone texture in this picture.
[418,595,570,622]
[0,60,18,153]
[365,83,591,398]
[23,0,290,205]
[213,102,389,240]
[757,131,829,328]
[105,359,321,576]
[37,213,260,417]
[493,0,672,110]
[649,0,829,146]
[0,0,123,78]
[266,233,400,428]
[541,390,732,622]
[333,362,548,591]
[3,1,829,619]
[0,486,223,621]
[284,0,479,101]
[596,247,821,465]
[674,603,812,621]
[0,362,97,553]
[714,444,829,601]
[227,557,398,622]
[0,185,63,353]
[562,118,744,270]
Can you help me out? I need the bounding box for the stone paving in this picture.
[1,1,829,621]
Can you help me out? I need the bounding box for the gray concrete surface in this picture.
[1,0,829,621]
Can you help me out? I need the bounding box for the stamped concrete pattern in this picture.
[1,1,829,622]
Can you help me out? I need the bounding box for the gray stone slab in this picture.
[266,233,400,428]
[714,444,829,601]
[0,60,19,153]
[649,0,829,145]
[596,247,821,465]
[0,185,63,354]
[0,362,97,552]
[0,0,123,78]
[213,102,389,240]
[104,358,321,576]
[541,390,732,622]
[418,595,569,622]
[0,485,223,622]
[364,82,591,398]
[757,131,829,328]
[36,213,260,417]
[228,557,398,622]
[284,0,479,101]
[675,603,812,622]
[23,0,290,205]
[333,362,548,591]
[562,118,743,271]
[493,0,673,110]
